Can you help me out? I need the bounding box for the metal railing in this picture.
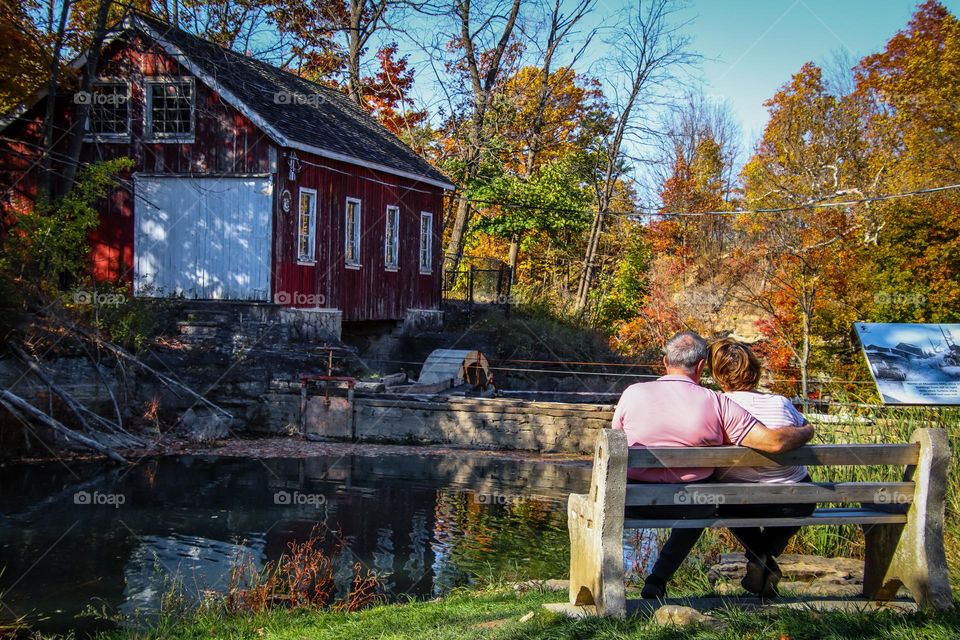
[442,264,513,307]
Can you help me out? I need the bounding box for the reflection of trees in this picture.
[403,512,429,584]
[333,536,357,601]
[429,490,569,594]
[373,526,395,594]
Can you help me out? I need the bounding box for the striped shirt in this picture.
[714,391,809,484]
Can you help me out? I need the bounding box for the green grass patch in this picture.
[86,586,960,640]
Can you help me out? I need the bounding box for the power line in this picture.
[453,182,960,220]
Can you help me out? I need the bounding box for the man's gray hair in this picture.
[664,331,708,372]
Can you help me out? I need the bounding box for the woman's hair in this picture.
[708,338,762,392]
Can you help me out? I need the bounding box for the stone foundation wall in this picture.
[277,308,343,341]
[253,391,612,454]
[352,395,613,454]
[401,308,444,335]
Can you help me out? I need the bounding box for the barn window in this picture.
[145,79,194,140]
[297,188,317,264]
[384,205,400,270]
[345,197,362,267]
[83,82,130,140]
[419,211,433,274]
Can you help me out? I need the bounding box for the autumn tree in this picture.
[474,65,604,278]
[607,95,740,351]
[854,0,960,323]
[436,0,523,277]
[738,62,871,403]
[471,154,592,277]
[362,42,427,137]
[574,0,696,314]
[0,0,47,112]
[513,0,595,176]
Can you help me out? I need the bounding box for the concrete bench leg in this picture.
[862,428,953,610]
[567,428,628,617]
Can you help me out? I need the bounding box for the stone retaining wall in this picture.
[351,395,614,454]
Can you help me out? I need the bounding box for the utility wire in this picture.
[453,182,960,219]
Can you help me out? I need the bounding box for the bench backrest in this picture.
[627,443,919,468]
[589,428,947,509]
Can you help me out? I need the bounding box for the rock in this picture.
[381,372,407,387]
[652,605,719,628]
[178,407,231,442]
[708,554,871,598]
[710,553,862,584]
[519,611,535,623]
[512,579,569,593]
[355,380,386,392]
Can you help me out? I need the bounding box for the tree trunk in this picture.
[800,296,812,412]
[347,0,364,105]
[444,196,471,276]
[60,0,113,195]
[39,0,71,198]
[0,389,128,464]
[575,209,605,312]
[443,0,522,277]
[508,235,520,280]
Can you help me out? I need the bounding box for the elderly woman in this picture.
[708,338,816,597]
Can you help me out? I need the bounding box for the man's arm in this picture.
[740,421,815,454]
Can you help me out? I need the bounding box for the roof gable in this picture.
[131,13,452,189]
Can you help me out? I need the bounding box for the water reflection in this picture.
[0,453,587,636]
[121,534,265,617]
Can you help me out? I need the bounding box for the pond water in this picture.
[0,453,590,636]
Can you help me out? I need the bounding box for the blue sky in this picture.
[677,0,959,145]
[395,0,959,162]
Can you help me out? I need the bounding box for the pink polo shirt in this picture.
[611,375,759,482]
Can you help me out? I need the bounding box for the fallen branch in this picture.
[80,339,125,431]
[0,389,128,464]
[73,327,233,420]
[8,342,145,447]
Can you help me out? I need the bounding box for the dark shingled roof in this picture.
[130,12,451,187]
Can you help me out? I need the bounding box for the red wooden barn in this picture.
[0,12,453,332]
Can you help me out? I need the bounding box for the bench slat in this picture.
[626,443,919,468]
[625,482,914,506]
[624,507,908,529]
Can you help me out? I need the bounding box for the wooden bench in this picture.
[566,428,953,616]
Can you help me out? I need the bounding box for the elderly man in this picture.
[611,331,814,598]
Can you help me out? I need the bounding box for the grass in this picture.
[85,585,960,640]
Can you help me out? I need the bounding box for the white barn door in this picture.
[133,176,273,300]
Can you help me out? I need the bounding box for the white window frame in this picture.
[297,188,318,265]
[384,205,400,270]
[144,77,196,143]
[419,211,433,274]
[345,197,362,268]
[83,80,131,142]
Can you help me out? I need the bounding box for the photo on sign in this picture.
[854,323,960,405]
